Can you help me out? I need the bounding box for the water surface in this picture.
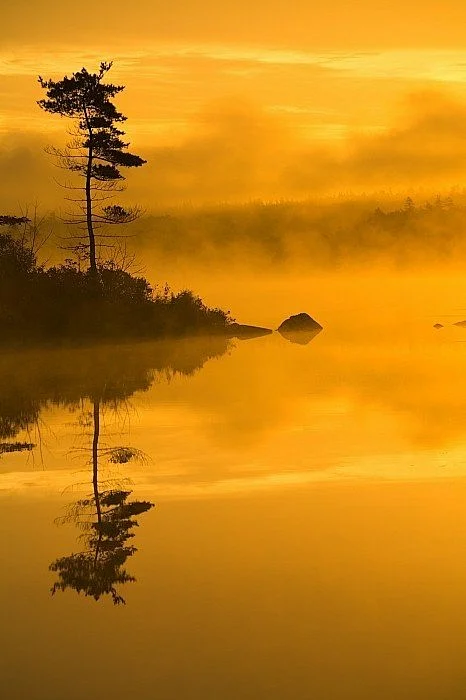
[3,270,466,699]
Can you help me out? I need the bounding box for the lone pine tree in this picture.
[38,62,146,278]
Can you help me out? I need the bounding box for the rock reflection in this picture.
[50,399,154,605]
[278,327,323,345]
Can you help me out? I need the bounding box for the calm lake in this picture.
[3,269,466,699]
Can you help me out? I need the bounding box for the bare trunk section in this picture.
[86,147,97,276]
[83,103,98,279]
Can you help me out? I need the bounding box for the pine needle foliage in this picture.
[38,62,146,276]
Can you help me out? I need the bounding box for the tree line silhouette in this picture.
[0,231,230,342]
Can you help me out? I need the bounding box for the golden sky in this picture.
[2,1,466,206]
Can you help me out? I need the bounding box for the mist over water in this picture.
[3,264,466,489]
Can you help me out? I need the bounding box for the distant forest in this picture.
[136,195,466,266]
[31,194,463,268]
[113,194,460,266]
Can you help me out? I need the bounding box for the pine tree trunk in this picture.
[83,103,98,282]
[85,143,98,277]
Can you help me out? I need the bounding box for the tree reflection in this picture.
[0,441,34,454]
[0,338,231,602]
[0,336,231,445]
[50,400,154,605]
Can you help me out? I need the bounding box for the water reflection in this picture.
[278,327,323,345]
[50,399,154,605]
[0,337,232,603]
[0,441,34,454]
[5,274,466,698]
[3,308,466,496]
[0,337,231,448]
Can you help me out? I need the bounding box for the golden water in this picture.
[2,270,466,699]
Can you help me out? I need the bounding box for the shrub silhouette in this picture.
[0,232,231,343]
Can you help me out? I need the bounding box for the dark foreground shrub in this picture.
[0,238,231,344]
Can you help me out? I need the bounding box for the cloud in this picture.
[137,100,298,205]
[2,90,466,212]
[137,91,466,205]
[0,132,57,211]
[341,91,466,187]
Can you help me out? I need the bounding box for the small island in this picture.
[0,226,232,344]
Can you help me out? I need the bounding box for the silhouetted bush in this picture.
[0,234,231,344]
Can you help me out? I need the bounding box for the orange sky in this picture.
[3,0,466,49]
[2,2,466,206]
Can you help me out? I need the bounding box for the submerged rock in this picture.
[433,323,444,329]
[454,320,466,328]
[227,323,273,340]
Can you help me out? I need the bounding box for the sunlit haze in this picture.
[3,2,466,207]
[4,5,466,700]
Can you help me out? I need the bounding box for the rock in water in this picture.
[278,313,323,333]
[227,323,273,340]
[433,323,444,329]
[454,320,466,328]
[277,313,323,345]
